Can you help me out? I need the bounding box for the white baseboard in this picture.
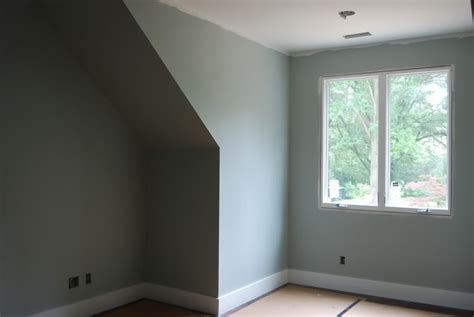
[288,269,474,311]
[30,283,146,317]
[143,283,218,315]
[27,270,474,316]
[217,270,289,315]
[143,270,289,316]
[27,270,289,317]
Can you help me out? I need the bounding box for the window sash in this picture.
[320,66,452,216]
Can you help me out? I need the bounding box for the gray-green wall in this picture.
[471,38,474,292]
[289,37,474,292]
[124,1,290,295]
[42,0,220,299]
[42,0,216,150]
[0,2,146,316]
[146,148,219,297]
[3,1,470,315]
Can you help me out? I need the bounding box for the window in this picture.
[321,66,452,215]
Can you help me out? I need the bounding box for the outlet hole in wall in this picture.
[86,273,92,284]
[68,276,79,289]
[340,256,346,265]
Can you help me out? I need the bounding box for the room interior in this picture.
[0,0,473,316]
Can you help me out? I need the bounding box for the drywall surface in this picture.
[471,38,474,293]
[146,148,219,297]
[42,0,220,298]
[125,0,289,295]
[289,37,474,292]
[0,2,146,316]
[42,0,215,150]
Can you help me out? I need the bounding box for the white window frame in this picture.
[320,66,453,216]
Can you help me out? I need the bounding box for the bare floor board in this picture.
[343,300,451,317]
[97,285,472,317]
[228,284,360,316]
[94,299,211,317]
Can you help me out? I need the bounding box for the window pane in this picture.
[387,71,449,209]
[325,77,378,206]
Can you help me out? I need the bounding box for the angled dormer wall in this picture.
[124,1,290,296]
[0,2,146,315]
[44,0,289,300]
[1,0,289,315]
[145,147,219,297]
[41,0,217,150]
[42,0,220,299]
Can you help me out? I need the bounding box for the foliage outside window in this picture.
[321,67,451,215]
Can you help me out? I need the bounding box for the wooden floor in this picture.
[96,284,472,316]
[95,300,211,317]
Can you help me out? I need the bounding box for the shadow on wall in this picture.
[0,1,147,315]
[41,0,217,150]
[1,0,220,316]
[40,0,220,295]
[145,148,219,297]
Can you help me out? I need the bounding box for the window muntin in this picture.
[321,67,452,215]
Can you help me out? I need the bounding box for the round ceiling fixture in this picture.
[339,11,356,19]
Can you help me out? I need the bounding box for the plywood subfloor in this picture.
[227,285,461,316]
[228,284,360,316]
[97,284,469,317]
[343,300,450,317]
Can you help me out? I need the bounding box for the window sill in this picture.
[319,204,451,217]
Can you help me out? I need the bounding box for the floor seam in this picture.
[337,299,363,317]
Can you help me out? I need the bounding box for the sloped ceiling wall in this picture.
[41,0,217,150]
[2,0,287,312]
[124,1,289,296]
[41,0,221,300]
[0,1,147,315]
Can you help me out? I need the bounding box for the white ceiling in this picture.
[159,0,473,55]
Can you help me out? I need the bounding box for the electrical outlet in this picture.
[68,276,79,289]
[340,256,346,265]
[85,273,92,285]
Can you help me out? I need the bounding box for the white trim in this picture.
[217,270,288,315]
[30,283,146,317]
[288,269,474,311]
[320,66,452,216]
[143,283,218,315]
[379,73,388,210]
[142,270,289,316]
[27,270,473,316]
[27,270,289,317]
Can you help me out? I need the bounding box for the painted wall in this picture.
[146,148,219,297]
[289,37,474,293]
[42,0,220,299]
[471,38,474,292]
[0,2,146,316]
[42,0,215,150]
[124,1,290,295]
